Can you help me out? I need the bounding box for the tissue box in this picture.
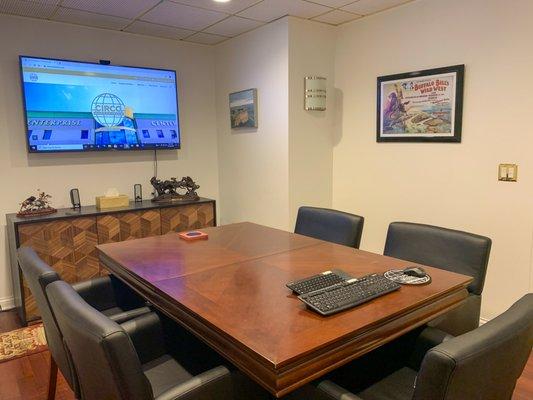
[95,195,130,209]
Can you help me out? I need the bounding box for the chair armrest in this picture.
[121,312,167,364]
[315,380,363,400]
[72,276,117,311]
[155,366,232,400]
[408,326,454,370]
[108,306,152,324]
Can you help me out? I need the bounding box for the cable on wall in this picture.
[154,149,158,178]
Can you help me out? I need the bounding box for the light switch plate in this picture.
[498,163,518,182]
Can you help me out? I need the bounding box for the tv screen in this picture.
[19,56,180,152]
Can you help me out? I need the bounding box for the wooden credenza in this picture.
[6,198,216,324]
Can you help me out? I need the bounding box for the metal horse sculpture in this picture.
[150,176,200,203]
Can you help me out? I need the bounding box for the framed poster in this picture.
[229,88,258,129]
[377,65,464,142]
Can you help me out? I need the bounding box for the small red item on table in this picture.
[178,231,209,241]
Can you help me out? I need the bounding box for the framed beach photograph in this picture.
[229,88,258,129]
[377,65,464,142]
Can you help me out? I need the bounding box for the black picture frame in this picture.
[376,64,464,143]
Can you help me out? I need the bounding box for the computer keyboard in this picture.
[298,274,401,316]
[286,270,348,295]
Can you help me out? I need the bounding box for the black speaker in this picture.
[134,184,142,203]
[70,188,81,209]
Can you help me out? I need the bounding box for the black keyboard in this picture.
[298,274,401,316]
[286,270,348,295]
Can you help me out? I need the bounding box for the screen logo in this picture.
[91,93,125,127]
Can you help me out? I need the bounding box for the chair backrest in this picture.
[46,280,153,400]
[17,247,77,393]
[295,206,364,248]
[384,222,491,295]
[414,293,533,400]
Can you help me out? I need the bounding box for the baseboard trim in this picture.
[0,296,15,311]
[479,317,489,325]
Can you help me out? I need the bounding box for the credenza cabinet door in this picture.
[17,217,99,320]
[161,204,215,234]
[96,210,161,274]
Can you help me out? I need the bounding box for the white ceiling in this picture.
[0,0,414,45]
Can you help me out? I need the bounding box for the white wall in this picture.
[0,15,219,305]
[288,18,336,227]
[214,17,336,231]
[333,0,533,320]
[215,19,290,230]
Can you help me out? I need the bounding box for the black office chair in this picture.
[46,280,235,400]
[17,247,150,400]
[295,206,364,248]
[304,293,533,400]
[384,222,491,335]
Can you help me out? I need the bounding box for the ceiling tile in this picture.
[205,16,263,37]
[341,0,412,15]
[312,9,361,25]
[61,0,160,19]
[52,7,130,30]
[238,0,331,22]
[141,1,227,31]
[171,0,263,15]
[125,20,194,40]
[0,0,57,19]
[309,0,354,7]
[183,32,228,45]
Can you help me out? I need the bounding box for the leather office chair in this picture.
[295,206,364,248]
[307,293,533,400]
[46,280,235,400]
[384,222,491,335]
[17,247,150,400]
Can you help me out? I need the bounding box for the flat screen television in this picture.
[19,56,180,152]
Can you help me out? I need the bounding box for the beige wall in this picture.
[215,19,290,230]
[333,0,533,320]
[214,17,336,231]
[288,18,336,227]
[0,15,219,305]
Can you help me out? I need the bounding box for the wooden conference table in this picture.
[97,222,471,398]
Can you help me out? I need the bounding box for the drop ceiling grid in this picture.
[0,0,416,45]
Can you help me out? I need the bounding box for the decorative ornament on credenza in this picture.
[17,190,57,218]
[150,176,200,203]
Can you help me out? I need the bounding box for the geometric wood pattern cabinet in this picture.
[161,203,215,234]
[17,217,99,321]
[6,199,215,324]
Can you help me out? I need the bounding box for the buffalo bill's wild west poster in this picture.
[377,65,464,142]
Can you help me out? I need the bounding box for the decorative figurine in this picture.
[17,190,57,217]
[150,176,200,203]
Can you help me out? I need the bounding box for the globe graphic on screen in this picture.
[91,93,125,127]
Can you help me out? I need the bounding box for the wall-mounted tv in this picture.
[19,56,180,152]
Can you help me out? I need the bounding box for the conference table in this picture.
[97,222,471,398]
